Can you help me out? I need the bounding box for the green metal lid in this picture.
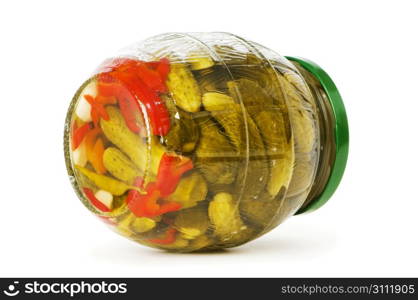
[286,56,349,214]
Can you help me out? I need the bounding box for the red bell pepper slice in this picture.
[135,63,167,93]
[155,58,170,81]
[117,93,144,134]
[156,153,194,197]
[146,58,170,80]
[97,73,144,134]
[125,177,142,206]
[127,182,181,218]
[83,187,111,212]
[147,228,177,245]
[97,57,139,74]
[97,73,119,97]
[126,154,192,217]
[128,183,161,217]
[109,68,170,136]
[99,57,170,83]
[158,202,182,215]
[96,58,172,136]
[84,94,110,126]
[72,122,91,150]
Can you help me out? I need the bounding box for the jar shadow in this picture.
[90,222,336,265]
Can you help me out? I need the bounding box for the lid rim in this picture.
[285,56,349,215]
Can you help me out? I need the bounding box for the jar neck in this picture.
[292,62,337,212]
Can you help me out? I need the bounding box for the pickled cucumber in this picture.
[100,106,148,170]
[240,188,286,228]
[202,92,235,109]
[166,63,202,112]
[195,118,238,185]
[227,78,273,109]
[188,234,213,251]
[234,113,268,203]
[117,213,156,235]
[203,102,246,151]
[225,78,293,196]
[204,87,268,202]
[208,193,246,241]
[283,70,312,101]
[277,75,316,153]
[290,108,316,153]
[188,52,215,70]
[194,66,228,93]
[174,207,209,239]
[254,110,294,196]
[163,119,199,153]
[76,166,143,196]
[287,154,315,197]
[162,95,200,153]
[131,217,157,233]
[227,54,285,104]
[166,172,208,209]
[103,147,141,184]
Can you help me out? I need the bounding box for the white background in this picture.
[0,0,417,277]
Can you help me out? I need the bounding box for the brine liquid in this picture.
[64,33,321,252]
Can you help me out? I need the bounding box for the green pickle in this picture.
[208,192,252,245]
[103,147,141,184]
[65,32,345,252]
[166,63,202,112]
[174,206,209,240]
[100,106,148,171]
[195,118,238,186]
[162,95,200,153]
[166,172,208,209]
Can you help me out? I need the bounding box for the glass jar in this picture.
[64,32,349,252]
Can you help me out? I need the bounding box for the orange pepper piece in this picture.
[84,94,110,126]
[85,128,100,159]
[71,122,91,150]
[91,138,106,174]
[84,128,106,174]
